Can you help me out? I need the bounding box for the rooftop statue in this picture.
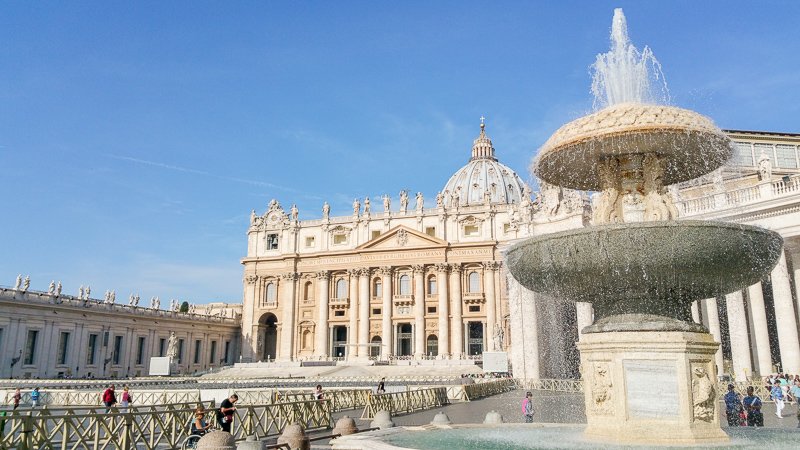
[14,274,22,290]
[415,192,424,213]
[352,198,360,216]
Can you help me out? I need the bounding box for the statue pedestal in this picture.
[577,330,728,446]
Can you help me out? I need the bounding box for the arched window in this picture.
[301,329,312,350]
[468,271,480,293]
[426,334,438,356]
[303,281,313,301]
[427,276,437,295]
[265,283,277,304]
[336,279,348,299]
[399,274,410,295]
[373,279,382,298]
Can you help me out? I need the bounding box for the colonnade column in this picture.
[575,302,594,341]
[435,263,450,357]
[450,263,463,358]
[413,265,426,358]
[347,269,359,359]
[771,252,800,374]
[725,291,752,381]
[279,272,298,361]
[357,269,370,358]
[314,272,329,358]
[747,282,773,375]
[380,267,393,359]
[702,297,724,375]
[483,262,497,350]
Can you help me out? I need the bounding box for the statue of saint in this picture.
[322,201,330,220]
[399,190,409,213]
[129,294,135,305]
[166,332,178,359]
[436,192,444,208]
[353,198,360,216]
[415,192,424,213]
[85,286,91,299]
[493,326,505,351]
[48,281,56,295]
[363,197,371,214]
[21,276,30,292]
[758,150,772,181]
[14,274,22,290]
[250,209,256,224]
[55,281,62,295]
[291,204,299,222]
[268,199,278,211]
[383,195,391,212]
[78,285,85,299]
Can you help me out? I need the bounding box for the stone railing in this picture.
[360,387,448,419]
[1,400,332,450]
[676,173,800,217]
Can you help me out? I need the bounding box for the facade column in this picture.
[347,269,359,359]
[450,263,464,358]
[241,275,259,361]
[314,271,329,358]
[771,252,800,374]
[747,282,773,375]
[279,272,298,361]
[702,297,724,375]
[412,265,425,358]
[380,267,393,359]
[575,302,594,341]
[483,262,498,350]
[435,263,450,357]
[691,301,701,324]
[357,269,370,358]
[725,291,752,381]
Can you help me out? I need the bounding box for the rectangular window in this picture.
[334,310,345,317]
[776,144,797,169]
[178,339,185,364]
[371,230,381,239]
[425,227,436,237]
[731,142,754,166]
[57,332,70,365]
[136,337,146,365]
[333,234,347,245]
[159,338,166,357]
[372,308,382,316]
[464,224,480,237]
[87,334,98,365]
[113,336,123,365]
[427,306,437,314]
[305,236,316,247]
[210,341,218,364]
[194,340,202,364]
[24,330,38,365]
[266,233,279,250]
[468,305,481,312]
[224,341,231,364]
[503,223,511,233]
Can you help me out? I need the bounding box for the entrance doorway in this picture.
[467,321,484,356]
[396,323,412,356]
[331,326,348,358]
[258,313,278,361]
[370,336,382,358]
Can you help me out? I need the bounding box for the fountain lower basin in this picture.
[505,220,782,331]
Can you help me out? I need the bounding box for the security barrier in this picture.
[360,387,448,419]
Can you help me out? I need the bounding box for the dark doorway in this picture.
[370,336,382,358]
[467,321,484,355]
[258,313,278,361]
[397,323,412,356]
[331,326,348,358]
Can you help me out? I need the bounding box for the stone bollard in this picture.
[276,423,310,450]
[236,435,266,450]
[332,415,359,436]
[483,410,504,425]
[370,410,395,429]
[430,411,452,426]
[197,431,236,450]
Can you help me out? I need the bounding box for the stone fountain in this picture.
[506,9,783,446]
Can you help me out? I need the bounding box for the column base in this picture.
[578,330,729,446]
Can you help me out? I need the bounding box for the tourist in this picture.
[770,380,785,418]
[120,386,132,410]
[12,388,21,410]
[377,377,386,394]
[216,394,238,433]
[30,387,40,408]
[522,391,534,423]
[742,386,763,427]
[723,384,743,426]
[102,384,117,411]
[191,406,212,436]
[314,384,324,400]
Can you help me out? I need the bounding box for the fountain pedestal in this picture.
[578,330,728,446]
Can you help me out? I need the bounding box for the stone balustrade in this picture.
[676,174,800,217]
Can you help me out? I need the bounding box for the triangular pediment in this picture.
[356,225,448,250]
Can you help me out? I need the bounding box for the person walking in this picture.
[12,389,21,410]
[723,384,744,426]
[120,386,132,410]
[742,386,764,427]
[30,387,40,408]
[376,378,386,394]
[102,384,117,411]
[314,384,324,401]
[216,394,238,433]
[522,391,534,423]
[770,380,785,418]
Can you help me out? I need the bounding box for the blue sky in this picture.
[2,1,799,303]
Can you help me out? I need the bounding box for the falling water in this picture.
[590,8,670,109]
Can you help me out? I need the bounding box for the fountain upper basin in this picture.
[505,220,782,330]
[534,103,732,190]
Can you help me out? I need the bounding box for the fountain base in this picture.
[578,330,728,446]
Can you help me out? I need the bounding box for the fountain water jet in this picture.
[506,8,782,446]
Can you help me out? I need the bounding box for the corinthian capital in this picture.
[411,265,425,274]
[434,263,449,273]
[378,266,393,276]
[316,271,330,280]
[347,268,360,278]
[244,274,258,285]
[281,272,299,281]
[358,268,371,277]
[449,263,463,274]
[483,261,502,271]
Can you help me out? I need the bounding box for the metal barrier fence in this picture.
[462,379,517,401]
[0,400,333,450]
[9,400,214,417]
[2,389,202,407]
[360,387,448,419]
[272,389,371,412]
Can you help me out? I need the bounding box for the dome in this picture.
[441,121,527,207]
